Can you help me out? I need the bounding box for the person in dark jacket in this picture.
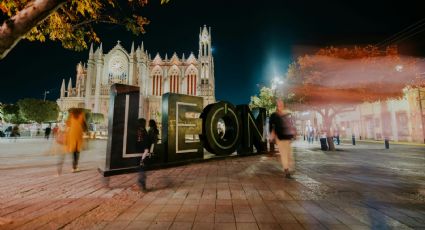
[136,118,160,191]
[45,125,52,140]
[269,99,296,179]
[136,118,149,191]
[147,119,159,153]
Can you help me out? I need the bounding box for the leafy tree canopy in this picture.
[249,87,276,115]
[284,45,424,107]
[17,98,59,123]
[88,112,104,124]
[1,103,27,124]
[0,0,169,59]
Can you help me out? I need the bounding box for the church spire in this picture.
[95,43,103,59]
[130,41,134,54]
[60,79,65,98]
[67,78,72,97]
[89,43,94,58]
[141,41,144,52]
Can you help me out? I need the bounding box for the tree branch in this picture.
[0,0,67,60]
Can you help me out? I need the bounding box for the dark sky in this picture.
[1,0,424,104]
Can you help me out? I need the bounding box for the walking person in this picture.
[45,124,52,140]
[305,121,314,144]
[147,119,159,153]
[269,99,296,179]
[11,125,20,142]
[136,119,159,192]
[136,119,149,191]
[57,108,87,175]
[52,124,59,138]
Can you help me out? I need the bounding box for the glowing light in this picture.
[271,76,284,94]
[395,65,403,72]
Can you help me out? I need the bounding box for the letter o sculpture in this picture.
[200,101,242,155]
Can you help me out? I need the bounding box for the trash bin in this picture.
[320,138,328,151]
[384,138,389,149]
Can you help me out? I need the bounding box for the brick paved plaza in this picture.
[0,139,424,230]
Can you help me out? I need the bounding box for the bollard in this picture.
[384,138,389,149]
[352,135,356,145]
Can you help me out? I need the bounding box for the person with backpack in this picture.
[136,119,159,192]
[269,99,296,179]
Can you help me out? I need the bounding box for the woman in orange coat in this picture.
[57,108,87,174]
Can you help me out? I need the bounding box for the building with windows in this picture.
[334,88,425,143]
[57,25,215,124]
[295,88,425,143]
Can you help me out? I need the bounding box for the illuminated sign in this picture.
[100,84,267,176]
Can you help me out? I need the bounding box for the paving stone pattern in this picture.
[0,139,424,229]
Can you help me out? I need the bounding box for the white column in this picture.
[139,62,146,118]
[94,60,103,113]
[163,67,168,94]
[85,62,93,108]
[129,59,134,85]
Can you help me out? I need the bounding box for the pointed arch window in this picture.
[169,75,179,93]
[187,74,197,96]
[152,74,162,96]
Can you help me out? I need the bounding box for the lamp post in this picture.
[43,90,50,101]
[271,76,284,97]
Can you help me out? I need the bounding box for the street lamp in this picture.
[271,76,284,96]
[395,64,403,72]
[43,90,50,101]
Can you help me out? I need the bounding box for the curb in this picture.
[342,139,425,147]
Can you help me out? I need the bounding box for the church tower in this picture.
[199,25,215,105]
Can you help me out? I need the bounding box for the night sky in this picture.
[1,0,424,104]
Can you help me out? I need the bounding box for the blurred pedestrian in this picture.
[136,119,159,192]
[136,118,149,191]
[57,108,87,175]
[11,125,20,141]
[52,124,59,138]
[269,99,296,179]
[147,119,159,153]
[305,120,314,144]
[45,124,52,140]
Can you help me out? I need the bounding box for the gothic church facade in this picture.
[57,25,215,123]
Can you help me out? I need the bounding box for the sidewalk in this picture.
[0,141,423,229]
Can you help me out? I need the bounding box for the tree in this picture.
[0,102,4,122]
[88,112,104,124]
[0,0,170,59]
[1,103,27,124]
[282,45,424,150]
[17,98,59,123]
[249,86,277,115]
